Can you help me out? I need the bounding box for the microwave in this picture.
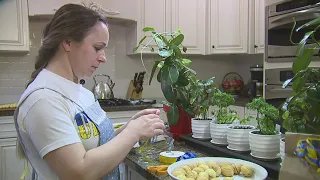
[266,0,320,62]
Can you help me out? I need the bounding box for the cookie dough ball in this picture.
[241,165,254,177]
[194,167,205,174]
[211,164,221,176]
[199,164,210,171]
[205,169,216,178]
[185,178,195,180]
[176,174,187,180]
[207,161,217,169]
[173,170,185,177]
[232,163,242,175]
[219,162,231,167]
[221,165,234,177]
[198,171,209,179]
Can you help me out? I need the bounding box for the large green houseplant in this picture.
[281,17,320,135]
[246,98,281,159]
[133,27,196,126]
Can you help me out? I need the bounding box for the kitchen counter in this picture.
[0,104,154,117]
[124,138,279,180]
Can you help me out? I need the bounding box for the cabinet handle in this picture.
[212,45,215,48]
[254,45,258,48]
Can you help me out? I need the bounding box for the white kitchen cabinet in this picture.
[248,0,265,54]
[126,0,169,55]
[28,0,138,21]
[209,0,249,54]
[0,138,31,180]
[171,0,208,55]
[0,0,29,52]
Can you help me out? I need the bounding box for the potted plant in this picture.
[246,97,281,159]
[210,91,238,145]
[133,27,197,139]
[188,75,217,139]
[280,17,320,164]
[227,115,255,152]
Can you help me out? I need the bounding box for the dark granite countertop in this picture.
[0,104,154,117]
[124,139,278,180]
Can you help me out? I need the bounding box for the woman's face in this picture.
[68,21,109,79]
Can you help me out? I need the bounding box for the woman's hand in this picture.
[126,113,165,140]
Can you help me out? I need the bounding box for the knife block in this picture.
[126,80,142,99]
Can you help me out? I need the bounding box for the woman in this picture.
[14,3,165,180]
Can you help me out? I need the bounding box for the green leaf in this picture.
[158,34,169,46]
[158,49,173,57]
[183,46,187,53]
[170,34,184,46]
[293,48,314,74]
[296,31,313,56]
[133,46,139,52]
[172,45,182,58]
[161,65,179,85]
[150,47,154,52]
[138,36,147,45]
[292,76,305,92]
[175,72,189,87]
[161,80,176,103]
[149,61,160,85]
[153,35,165,48]
[143,27,155,32]
[306,88,320,117]
[296,18,320,32]
[167,104,179,125]
[157,70,161,83]
[157,61,164,68]
[182,58,192,66]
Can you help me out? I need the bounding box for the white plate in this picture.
[167,157,268,180]
[250,153,280,161]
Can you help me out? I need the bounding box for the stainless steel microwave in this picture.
[266,0,320,62]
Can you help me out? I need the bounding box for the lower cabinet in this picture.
[127,166,147,180]
[0,138,31,180]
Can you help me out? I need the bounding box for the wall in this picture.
[0,19,262,104]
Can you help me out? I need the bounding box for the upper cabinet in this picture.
[171,0,208,55]
[0,0,29,52]
[248,0,265,54]
[209,0,249,54]
[28,0,139,21]
[126,0,169,54]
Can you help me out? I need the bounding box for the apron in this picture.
[14,87,120,180]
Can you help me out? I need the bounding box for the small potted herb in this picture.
[246,97,281,159]
[227,115,255,152]
[210,91,238,145]
[188,76,217,139]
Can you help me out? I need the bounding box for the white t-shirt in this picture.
[17,69,100,180]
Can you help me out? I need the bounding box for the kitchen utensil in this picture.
[159,151,185,164]
[167,157,268,180]
[147,165,169,176]
[92,74,115,100]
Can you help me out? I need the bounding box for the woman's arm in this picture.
[44,114,164,180]
[114,109,160,136]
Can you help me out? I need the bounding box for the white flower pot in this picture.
[191,118,211,139]
[249,130,281,159]
[227,125,255,151]
[210,122,231,145]
[280,137,285,165]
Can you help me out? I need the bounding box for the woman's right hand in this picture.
[126,114,165,140]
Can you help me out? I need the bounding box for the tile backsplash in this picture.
[0,19,262,104]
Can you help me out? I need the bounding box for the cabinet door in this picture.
[0,138,31,180]
[0,0,29,52]
[210,0,249,54]
[254,0,265,54]
[171,0,208,55]
[28,0,79,16]
[127,166,147,180]
[127,0,169,54]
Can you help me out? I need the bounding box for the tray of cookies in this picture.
[167,157,268,180]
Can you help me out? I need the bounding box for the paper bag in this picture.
[279,132,320,180]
